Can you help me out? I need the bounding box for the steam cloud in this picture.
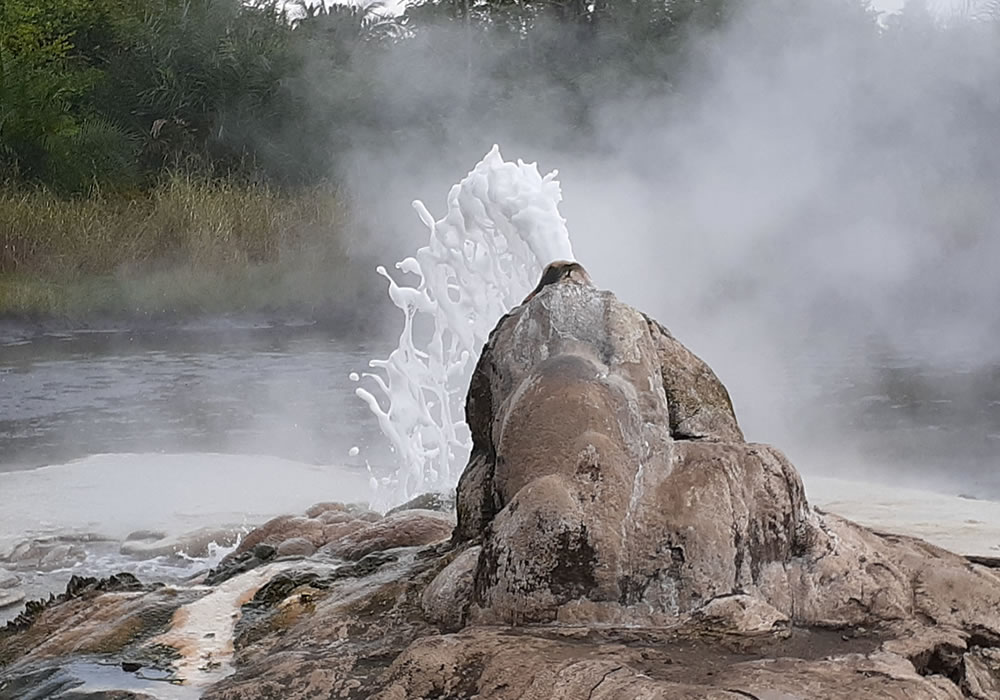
[342,0,1000,494]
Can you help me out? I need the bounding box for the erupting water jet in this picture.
[356,145,576,509]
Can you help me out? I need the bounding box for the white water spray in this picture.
[355,146,575,509]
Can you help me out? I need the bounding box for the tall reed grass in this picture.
[0,177,370,319]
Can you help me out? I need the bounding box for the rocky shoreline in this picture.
[3,272,999,699]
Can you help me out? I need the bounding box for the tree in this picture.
[0,0,143,192]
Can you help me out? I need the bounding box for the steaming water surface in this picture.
[0,323,390,623]
[1,322,998,625]
[759,336,1000,498]
[0,323,390,470]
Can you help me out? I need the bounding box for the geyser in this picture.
[356,146,575,508]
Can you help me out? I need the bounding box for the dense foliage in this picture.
[0,0,837,193]
[1,0,999,194]
[0,0,388,191]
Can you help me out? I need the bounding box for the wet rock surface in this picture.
[0,572,194,700]
[0,577,25,614]
[385,491,456,516]
[318,510,455,561]
[3,537,96,573]
[118,527,242,560]
[3,275,1000,699]
[202,544,278,586]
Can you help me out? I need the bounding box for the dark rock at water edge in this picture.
[2,574,145,634]
[385,491,456,517]
[204,544,277,586]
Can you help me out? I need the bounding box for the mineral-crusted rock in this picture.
[5,539,88,572]
[386,491,456,517]
[204,544,277,586]
[232,510,386,563]
[374,626,965,700]
[421,546,480,631]
[316,510,355,524]
[119,526,242,559]
[203,553,438,700]
[209,505,425,584]
[150,563,291,688]
[457,281,802,623]
[0,574,193,668]
[319,519,368,541]
[304,501,373,519]
[304,501,349,518]
[964,647,1000,699]
[233,515,328,555]
[645,317,744,441]
[4,269,1000,700]
[693,593,790,634]
[455,279,1000,644]
[275,537,316,558]
[320,510,455,561]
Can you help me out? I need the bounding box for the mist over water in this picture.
[3,0,999,658]
[2,1,999,606]
[341,0,1000,495]
[0,326,382,623]
[0,325,389,471]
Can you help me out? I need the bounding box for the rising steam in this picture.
[354,146,574,507]
[342,1,1000,496]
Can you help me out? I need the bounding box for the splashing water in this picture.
[355,145,575,509]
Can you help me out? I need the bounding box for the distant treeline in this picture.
[1,0,379,192]
[3,0,1000,318]
[2,0,983,195]
[3,0,1000,193]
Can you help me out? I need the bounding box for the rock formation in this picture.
[453,276,1000,633]
[3,268,1000,699]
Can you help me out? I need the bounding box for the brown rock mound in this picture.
[453,278,1000,642]
[5,267,1000,700]
[320,510,455,561]
[234,515,328,555]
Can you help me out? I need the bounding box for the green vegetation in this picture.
[0,179,365,318]
[0,0,767,195]
[1,0,998,318]
[0,0,403,318]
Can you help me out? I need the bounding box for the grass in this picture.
[0,177,374,320]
